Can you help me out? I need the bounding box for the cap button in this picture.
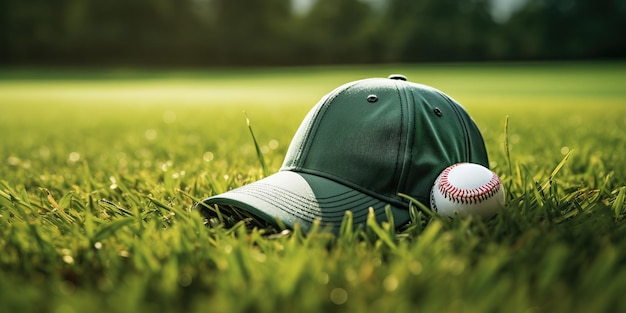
[388,74,407,81]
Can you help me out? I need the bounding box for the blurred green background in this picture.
[1,0,624,67]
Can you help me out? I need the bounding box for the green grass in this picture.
[1,62,626,313]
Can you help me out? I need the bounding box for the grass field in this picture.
[1,62,625,313]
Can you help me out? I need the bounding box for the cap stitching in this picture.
[226,183,387,222]
[393,81,410,198]
[229,183,347,212]
[441,93,472,161]
[227,184,319,221]
[294,81,361,168]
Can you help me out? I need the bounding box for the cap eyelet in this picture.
[433,107,443,117]
[367,94,378,103]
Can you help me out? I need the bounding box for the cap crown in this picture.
[281,77,488,206]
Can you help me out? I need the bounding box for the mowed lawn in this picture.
[0,62,625,313]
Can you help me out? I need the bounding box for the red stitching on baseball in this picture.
[437,164,501,205]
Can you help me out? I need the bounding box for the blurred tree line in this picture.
[0,0,624,66]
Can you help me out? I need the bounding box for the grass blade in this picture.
[90,217,135,242]
[612,187,625,220]
[504,115,512,177]
[244,111,268,177]
[541,150,573,191]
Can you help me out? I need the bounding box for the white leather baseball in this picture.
[430,163,505,218]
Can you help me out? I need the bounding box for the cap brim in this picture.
[197,171,411,233]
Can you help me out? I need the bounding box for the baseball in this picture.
[430,163,505,218]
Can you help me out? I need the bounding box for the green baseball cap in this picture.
[198,74,489,233]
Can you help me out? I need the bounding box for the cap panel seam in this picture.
[294,81,361,168]
[394,82,416,200]
[441,93,471,160]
